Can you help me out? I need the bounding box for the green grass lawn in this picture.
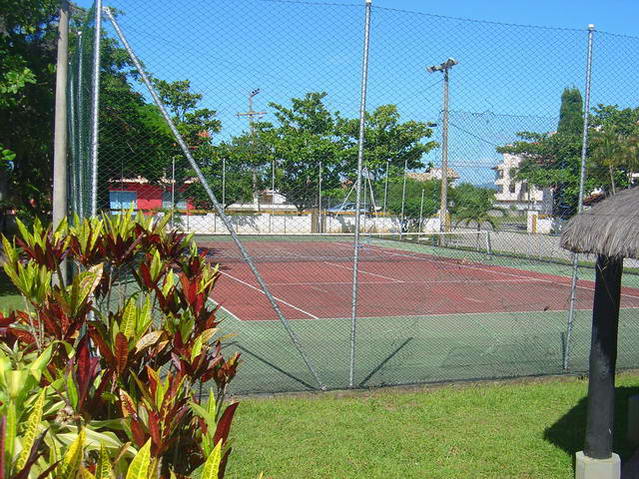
[0,271,22,314]
[226,373,639,478]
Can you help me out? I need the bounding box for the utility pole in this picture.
[427,58,458,233]
[237,89,266,211]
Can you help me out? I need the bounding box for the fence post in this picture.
[349,0,373,388]
[90,0,102,216]
[564,24,595,371]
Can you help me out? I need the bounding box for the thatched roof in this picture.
[560,187,639,259]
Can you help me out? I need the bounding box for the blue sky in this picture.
[79,0,639,185]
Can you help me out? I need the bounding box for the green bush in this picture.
[0,211,241,478]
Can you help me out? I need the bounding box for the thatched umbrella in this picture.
[561,187,639,467]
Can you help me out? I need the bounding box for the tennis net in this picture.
[195,230,492,264]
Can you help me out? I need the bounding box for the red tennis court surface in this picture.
[202,238,639,321]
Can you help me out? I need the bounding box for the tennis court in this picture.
[201,233,639,321]
[194,232,639,393]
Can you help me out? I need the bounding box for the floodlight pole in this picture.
[427,58,458,233]
[564,24,595,370]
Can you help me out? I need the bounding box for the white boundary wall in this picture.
[172,213,440,235]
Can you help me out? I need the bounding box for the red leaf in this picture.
[75,336,99,407]
[147,410,162,450]
[213,402,239,446]
[115,333,129,376]
[88,327,116,367]
[130,419,147,448]
[218,448,232,479]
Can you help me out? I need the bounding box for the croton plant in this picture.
[0,211,242,478]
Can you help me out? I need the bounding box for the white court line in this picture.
[339,241,639,300]
[322,261,404,283]
[220,271,319,320]
[205,297,244,323]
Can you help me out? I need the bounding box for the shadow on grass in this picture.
[544,385,639,471]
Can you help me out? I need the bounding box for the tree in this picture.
[337,104,438,181]
[0,0,59,228]
[497,87,586,217]
[383,177,440,232]
[260,92,344,212]
[189,139,255,209]
[589,105,639,194]
[557,87,584,135]
[451,183,498,231]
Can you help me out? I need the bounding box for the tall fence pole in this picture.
[564,24,595,371]
[349,0,372,388]
[383,159,389,215]
[77,31,85,218]
[53,0,69,229]
[318,160,322,233]
[222,157,226,209]
[90,0,102,216]
[418,188,425,233]
[400,158,408,238]
[104,8,325,391]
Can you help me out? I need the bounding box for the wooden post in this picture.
[584,254,623,459]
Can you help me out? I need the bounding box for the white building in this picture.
[492,153,551,212]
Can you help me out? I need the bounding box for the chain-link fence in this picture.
[67,0,639,394]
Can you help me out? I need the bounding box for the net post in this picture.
[564,24,595,371]
[349,0,373,388]
[103,8,326,391]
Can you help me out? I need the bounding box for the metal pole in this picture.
[222,157,226,209]
[349,0,372,388]
[272,159,275,192]
[418,188,425,233]
[383,159,389,215]
[400,159,408,238]
[171,156,175,227]
[564,24,595,371]
[440,68,450,233]
[53,0,69,229]
[90,0,102,216]
[77,31,84,218]
[318,160,322,233]
[105,8,325,390]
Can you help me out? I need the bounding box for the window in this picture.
[109,190,137,210]
[162,191,187,210]
[509,184,516,194]
[521,183,528,194]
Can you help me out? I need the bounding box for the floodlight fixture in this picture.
[426,58,459,74]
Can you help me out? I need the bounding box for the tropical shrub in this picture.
[0,211,241,478]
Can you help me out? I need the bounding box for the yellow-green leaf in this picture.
[200,440,222,479]
[59,428,86,479]
[126,439,152,479]
[96,443,113,479]
[120,299,137,340]
[16,388,46,470]
[80,467,97,479]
